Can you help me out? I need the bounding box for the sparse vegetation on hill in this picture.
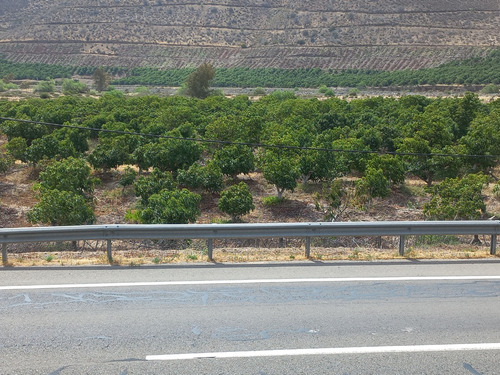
[0,1,498,70]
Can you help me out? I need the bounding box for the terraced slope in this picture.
[0,0,499,70]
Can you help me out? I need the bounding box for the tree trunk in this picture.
[277,187,283,200]
[472,234,481,245]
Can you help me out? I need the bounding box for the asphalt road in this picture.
[1,260,500,374]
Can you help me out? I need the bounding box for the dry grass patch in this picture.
[4,242,497,267]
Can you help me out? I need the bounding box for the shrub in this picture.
[0,154,14,174]
[424,173,488,220]
[355,167,391,204]
[252,87,266,96]
[119,166,137,190]
[34,79,55,93]
[213,144,255,177]
[262,196,283,206]
[38,157,97,197]
[62,79,89,95]
[134,169,177,205]
[27,189,95,226]
[481,84,499,94]
[218,182,255,221]
[140,188,201,224]
[177,162,224,193]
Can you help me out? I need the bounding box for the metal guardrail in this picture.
[1,221,499,264]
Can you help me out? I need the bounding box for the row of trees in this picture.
[2,49,500,88]
[0,92,499,225]
[115,50,500,87]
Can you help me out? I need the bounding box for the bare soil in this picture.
[1,153,499,266]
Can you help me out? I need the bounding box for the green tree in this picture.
[87,136,136,172]
[218,182,255,222]
[140,188,201,224]
[177,162,224,193]
[33,79,55,93]
[0,153,14,174]
[185,62,216,99]
[26,135,77,165]
[119,167,137,191]
[260,153,300,199]
[62,79,89,95]
[38,157,98,198]
[460,111,500,174]
[450,92,483,138]
[5,137,28,163]
[27,189,95,226]
[366,155,405,186]
[423,173,488,221]
[355,167,391,205]
[138,133,201,173]
[134,169,177,205]
[93,68,110,92]
[213,144,255,178]
[1,118,49,145]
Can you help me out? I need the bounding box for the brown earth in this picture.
[1,142,499,266]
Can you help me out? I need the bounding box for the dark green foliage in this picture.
[177,162,224,193]
[260,153,300,199]
[140,188,201,224]
[119,167,137,190]
[0,59,75,80]
[3,49,500,89]
[460,110,500,174]
[213,145,255,177]
[38,157,97,197]
[5,137,29,162]
[26,134,77,165]
[218,182,255,222]
[87,136,136,171]
[1,118,50,145]
[27,189,95,226]
[355,167,391,201]
[367,155,405,186]
[0,154,14,174]
[424,173,488,220]
[134,169,177,205]
[137,133,201,173]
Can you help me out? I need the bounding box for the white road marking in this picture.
[146,343,500,361]
[0,276,499,290]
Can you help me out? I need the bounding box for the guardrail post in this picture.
[207,239,213,261]
[107,240,113,263]
[491,235,497,255]
[305,237,311,258]
[2,243,7,265]
[399,235,405,256]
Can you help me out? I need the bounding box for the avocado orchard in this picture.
[0,92,499,226]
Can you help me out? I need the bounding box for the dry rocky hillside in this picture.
[0,0,499,69]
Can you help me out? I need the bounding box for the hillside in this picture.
[0,0,499,70]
